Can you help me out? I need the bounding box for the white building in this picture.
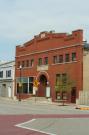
[0,60,15,98]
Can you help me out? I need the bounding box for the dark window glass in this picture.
[22,83,28,93]
[29,77,34,83]
[17,83,28,94]
[38,58,42,66]
[65,54,70,62]
[0,71,3,78]
[59,55,63,63]
[29,83,33,94]
[31,59,34,67]
[53,56,57,63]
[22,61,25,67]
[6,70,11,77]
[26,60,29,67]
[30,59,34,67]
[72,52,76,61]
[44,57,48,65]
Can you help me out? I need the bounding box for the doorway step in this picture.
[27,97,52,103]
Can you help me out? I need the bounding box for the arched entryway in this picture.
[37,74,47,97]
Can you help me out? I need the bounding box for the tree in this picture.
[55,73,76,105]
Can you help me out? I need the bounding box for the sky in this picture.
[0,0,89,61]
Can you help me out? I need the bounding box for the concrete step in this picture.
[27,97,52,102]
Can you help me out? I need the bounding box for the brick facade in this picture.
[15,29,83,103]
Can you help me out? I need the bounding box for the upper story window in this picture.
[53,56,57,64]
[26,60,29,67]
[22,61,25,68]
[65,54,70,62]
[72,52,76,61]
[38,58,42,66]
[0,71,3,78]
[6,70,11,78]
[17,61,20,68]
[44,57,48,65]
[30,59,34,67]
[59,55,63,63]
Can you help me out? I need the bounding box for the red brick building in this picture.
[15,29,83,103]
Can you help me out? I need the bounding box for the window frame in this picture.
[38,58,42,66]
[59,55,63,63]
[6,70,11,78]
[0,71,3,78]
[53,56,57,64]
[65,54,70,62]
[72,52,76,61]
[44,57,48,65]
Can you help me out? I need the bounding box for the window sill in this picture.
[52,61,77,65]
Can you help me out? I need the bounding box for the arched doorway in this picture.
[38,75,47,97]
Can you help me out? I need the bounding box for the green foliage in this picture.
[55,74,76,92]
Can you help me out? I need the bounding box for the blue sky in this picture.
[0,0,89,61]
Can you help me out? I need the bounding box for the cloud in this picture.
[0,0,89,60]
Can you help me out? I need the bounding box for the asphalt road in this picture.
[0,98,89,135]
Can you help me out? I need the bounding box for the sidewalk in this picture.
[1,96,89,110]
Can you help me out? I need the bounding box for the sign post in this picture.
[33,79,39,102]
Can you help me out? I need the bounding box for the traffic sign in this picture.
[33,79,39,87]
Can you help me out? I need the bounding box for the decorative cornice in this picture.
[16,43,82,58]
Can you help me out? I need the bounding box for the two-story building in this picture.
[0,61,15,98]
[15,29,83,103]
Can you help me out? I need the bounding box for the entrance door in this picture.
[38,75,47,97]
[2,84,6,97]
[71,87,76,103]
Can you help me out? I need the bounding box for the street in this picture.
[0,98,89,135]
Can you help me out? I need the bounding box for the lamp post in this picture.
[19,65,22,101]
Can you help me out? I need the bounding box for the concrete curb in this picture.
[75,107,89,110]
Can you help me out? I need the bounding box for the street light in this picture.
[19,65,22,101]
